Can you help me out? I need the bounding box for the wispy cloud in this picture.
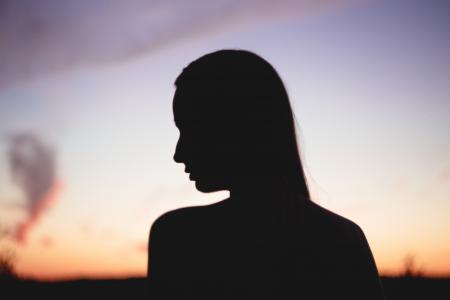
[8,132,61,244]
[134,241,148,253]
[39,235,54,248]
[438,167,450,182]
[0,0,356,87]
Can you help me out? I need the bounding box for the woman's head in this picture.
[173,49,309,199]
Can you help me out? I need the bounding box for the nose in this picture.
[173,137,184,164]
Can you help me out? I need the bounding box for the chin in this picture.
[195,179,227,193]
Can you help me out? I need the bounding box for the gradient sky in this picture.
[0,0,449,279]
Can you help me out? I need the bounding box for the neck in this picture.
[228,175,281,210]
[227,173,310,215]
[230,171,273,192]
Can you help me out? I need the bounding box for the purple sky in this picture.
[0,0,449,278]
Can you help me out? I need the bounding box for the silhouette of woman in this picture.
[147,50,385,299]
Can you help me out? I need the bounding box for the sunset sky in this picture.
[0,0,449,279]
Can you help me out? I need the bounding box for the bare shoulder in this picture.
[303,202,384,299]
[305,201,366,242]
[150,198,229,237]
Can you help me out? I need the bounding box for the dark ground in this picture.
[2,276,450,299]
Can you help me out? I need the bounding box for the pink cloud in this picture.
[8,133,62,245]
[14,182,62,244]
[438,168,450,182]
[40,235,55,248]
[135,242,148,253]
[0,0,355,87]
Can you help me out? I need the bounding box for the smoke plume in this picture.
[8,133,60,244]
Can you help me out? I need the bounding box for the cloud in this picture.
[0,224,12,239]
[438,168,450,182]
[135,241,148,253]
[39,235,54,248]
[80,223,93,236]
[0,0,356,88]
[8,132,61,244]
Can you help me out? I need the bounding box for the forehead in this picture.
[173,83,219,125]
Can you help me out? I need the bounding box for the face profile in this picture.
[172,50,310,197]
[173,106,230,193]
[173,84,234,193]
[148,49,385,300]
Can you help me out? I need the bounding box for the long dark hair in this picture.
[174,49,310,210]
[174,49,310,294]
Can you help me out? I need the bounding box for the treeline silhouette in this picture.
[2,276,450,300]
